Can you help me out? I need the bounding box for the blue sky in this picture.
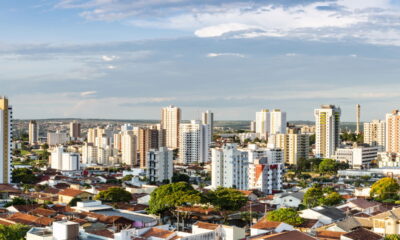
[2,0,400,121]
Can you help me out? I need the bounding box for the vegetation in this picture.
[204,187,247,221]
[303,185,343,207]
[341,132,363,144]
[319,159,338,174]
[96,187,132,203]
[370,177,400,201]
[0,224,30,240]
[385,234,400,240]
[68,197,82,207]
[121,175,133,182]
[11,168,38,184]
[4,197,37,208]
[171,173,190,183]
[266,208,304,226]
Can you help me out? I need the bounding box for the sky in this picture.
[2,0,400,121]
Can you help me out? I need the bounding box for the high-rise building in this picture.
[50,146,80,171]
[28,120,39,145]
[364,120,385,151]
[138,127,160,168]
[69,121,81,139]
[0,97,12,184]
[334,145,378,169]
[146,147,173,183]
[121,131,137,166]
[250,121,256,132]
[82,142,97,165]
[314,105,341,158]
[270,109,287,135]
[269,128,309,165]
[211,143,248,190]
[47,131,68,146]
[386,110,400,153]
[202,110,214,143]
[255,109,270,139]
[87,128,97,144]
[161,105,181,149]
[179,120,209,164]
[356,104,361,135]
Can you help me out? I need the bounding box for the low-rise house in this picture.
[58,188,94,204]
[338,199,381,215]
[192,221,245,240]
[270,192,304,208]
[340,227,383,240]
[371,207,400,235]
[247,230,316,240]
[250,218,293,236]
[300,206,346,225]
[295,219,323,233]
[325,217,372,232]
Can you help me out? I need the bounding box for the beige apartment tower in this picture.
[364,120,385,152]
[28,120,39,145]
[386,110,400,153]
[138,127,160,168]
[314,105,341,158]
[161,105,181,149]
[0,97,12,184]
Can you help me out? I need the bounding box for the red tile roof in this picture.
[58,188,87,197]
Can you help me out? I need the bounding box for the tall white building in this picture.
[211,143,248,190]
[314,105,341,158]
[179,120,209,164]
[82,143,97,165]
[50,146,80,171]
[202,110,214,143]
[146,147,173,183]
[121,131,137,166]
[364,120,385,151]
[270,109,287,135]
[47,131,68,146]
[255,109,270,139]
[29,120,39,145]
[0,97,12,184]
[386,110,400,153]
[248,145,284,194]
[334,145,378,169]
[161,105,181,149]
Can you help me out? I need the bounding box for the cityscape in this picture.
[2,0,400,240]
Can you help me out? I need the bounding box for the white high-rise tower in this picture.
[161,105,181,149]
[314,105,341,158]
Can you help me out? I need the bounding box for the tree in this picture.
[321,192,344,206]
[68,197,82,206]
[12,168,38,184]
[204,187,247,222]
[319,159,337,174]
[266,208,304,226]
[122,175,133,182]
[4,197,37,208]
[0,224,30,240]
[96,187,132,203]
[148,182,201,216]
[172,173,190,183]
[370,177,400,201]
[303,186,323,208]
[385,234,400,240]
[41,143,49,150]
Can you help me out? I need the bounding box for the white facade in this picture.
[255,109,270,139]
[378,152,400,167]
[211,144,248,190]
[82,143,97,165]
[146,147,173,183]
[386,110,400,153]
[28,120,39,145]
[269,132,309,165]
[161,105,181,149]
[364,120,385,151]
[334,146,378,169]
[248,145,284,194]
[51,146,80,171]
[270,109,287,135]
[121,131,137,166]
[179,120,209,164]
[47,131,68,146]
[202,110,214,143]
[314,105,341,158]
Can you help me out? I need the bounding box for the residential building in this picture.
[202,110,214,143]
[58,188,93,204]
[269,128,309,165]
[69,121,81,139]
[378,152,400,167]
[250,120,256,132]
[364,120,385,151]
[47,131,68,146]
[161,105,181,149]
[270,109,287,135]
[211,143,248,190]
[50,146,80,171]
[386,110,400,153]
[371,207,400,235]
[81,142,97,165]
[28,120,39,145]
[334,145,378,169]
[0,97,12,184]
[192,221,245,240]
[146,147,173,183]
[300,206,346,224]
[270,192,305,208]
[314,105,341,158]
[138,127,159,168]
[255,109,270,139]
[179,120,209,164]
[121,131,137,166]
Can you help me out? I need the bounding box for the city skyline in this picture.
[2,1,400,120]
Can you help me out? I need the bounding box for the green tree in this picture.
[11,168,38,184]
[321,192,344,206]
[121,175,133,181]
[303,186,324,208]
[319,159,337,174]
[370,177,400,201]
[41,143,49,150]
[96,187,132,203]
[266,208,304,226]
[204,187,247,222]
[385,234,400,240]
[0,224,30,240]
[148,182,201,216]
[171,173,190,183]
[68,197,82,206]
[4,197,37,207]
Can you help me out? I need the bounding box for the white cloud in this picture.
[107,65,116,69]
[101,55,119,61]
[80,91,97,96]
[206,52,245,58]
